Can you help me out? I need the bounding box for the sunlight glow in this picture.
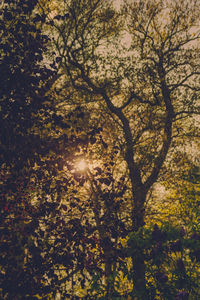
[76,159,88,172]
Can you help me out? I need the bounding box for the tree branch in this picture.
[144,71,174,190]
[120,90,159,110]
[169,72,200,92]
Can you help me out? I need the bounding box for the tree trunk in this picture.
[131,191,148,299]
[132,253,147,299]
[105,257,114,299]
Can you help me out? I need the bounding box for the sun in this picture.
[75,159,88,172]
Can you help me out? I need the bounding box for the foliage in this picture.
[126,223,200,299]
[0,0,57,298]
[88,223,200,299]
[0,0,200,298]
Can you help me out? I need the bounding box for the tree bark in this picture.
[132,252,147,299]
[131,190,148,299]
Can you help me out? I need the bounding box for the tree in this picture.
[0,0,62,298]
[47,0,200,296]
[1,0,199,298]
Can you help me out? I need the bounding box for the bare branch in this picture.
[120,91,159,110]
[169,72,200,92]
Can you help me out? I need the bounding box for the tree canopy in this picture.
[0,0,200,299]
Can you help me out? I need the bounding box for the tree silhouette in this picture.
[48,0,200,296]
[1,0,200,298]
